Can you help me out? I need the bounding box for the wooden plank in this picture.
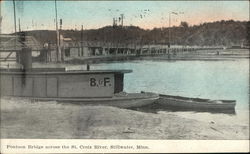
[33,77,46,97]
[47,77,58,97]
[13,76,33,96]
[0,76,13,96]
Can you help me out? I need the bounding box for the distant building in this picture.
[241,40,250,49]
[59,34,73,48]
[0,34,43,61]
[0,34,43,51]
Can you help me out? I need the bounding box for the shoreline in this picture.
[1,51,249,67]
[1,97,249,139]
[64,53,249,64]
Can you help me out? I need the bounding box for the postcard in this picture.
[0,0,249,153]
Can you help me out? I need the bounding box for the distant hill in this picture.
[22,20,249,47]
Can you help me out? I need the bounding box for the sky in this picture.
[0,0,249,34]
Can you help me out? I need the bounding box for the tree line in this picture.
[24,20,249,47]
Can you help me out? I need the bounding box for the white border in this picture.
[1,139,249,153]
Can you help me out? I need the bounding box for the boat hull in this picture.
[2,93,159,109]
[156,94,236,113]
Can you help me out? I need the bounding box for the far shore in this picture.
[64,49,249,64]
[0,48,249,66]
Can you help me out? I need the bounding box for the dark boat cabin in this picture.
[0,48,132,98]
[0,69,132,98]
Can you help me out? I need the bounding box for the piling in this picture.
[87,64,90,71]
[20,48,32,71]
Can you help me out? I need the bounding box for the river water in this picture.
[90,59,249,126]
[89,59,249,112]
[1,59,249,127]
[2,59,249,111]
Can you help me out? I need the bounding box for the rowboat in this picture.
[155,94,236,113]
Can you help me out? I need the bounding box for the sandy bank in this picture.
[1,97,249,139]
